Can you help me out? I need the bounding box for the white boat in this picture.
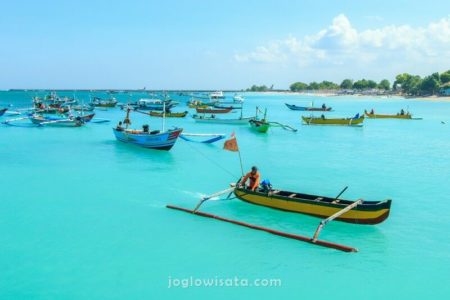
[232,94,244,103]
[209,91,225,99]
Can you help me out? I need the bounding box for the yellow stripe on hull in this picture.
[365,112,412,119]
[234,190,388,223]
[302,116,364,125]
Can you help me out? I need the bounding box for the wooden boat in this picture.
[30,115,85,127]
[233,186,391,224]
[72,104,95,112]
[92,97,118,107]
[193,114,254,124]
[180,133,226,143]
[149,111,188,118]
[132,99,177,111]
[214,104,242,110]
[249,119,270,132]
[196,107,232,114]
[0,108,7,116]
[113,107,183,150]
[364,111,413,119]
[249,107,270,133]
[78,113,95,122]
[113,127,183,150]
[187,99,213,108]
[286,103,332,111]
[302,115,364,126]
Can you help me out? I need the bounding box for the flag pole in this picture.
[237,148,244,177]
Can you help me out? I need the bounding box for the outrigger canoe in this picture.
[364,111,413,119]
[302,115,364,126]
[196,107,232,114]
[149,111,188,118]
[249,119,270,133]
[193,115,254,124]
[234,186,391,224]
[285,103,332,111]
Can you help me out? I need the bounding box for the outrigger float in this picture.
[167,183,391,252]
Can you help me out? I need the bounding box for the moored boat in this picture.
[209,91,225,99]
[149,111,188,118]
[0,108,7,116]
[30,115,85,127]
[285,103,332,111]
[364,110,413,119]
[113,107,183,150]
[91,97,118,107]
[180,133,226,143]
[113,127,183,150]
[302,115,364,126]
[196,107,232,114]
[233,186,391,224]
[133,99,177,111]
[249,119,270,133]
[193,114,254,124]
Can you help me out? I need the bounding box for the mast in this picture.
[162,101,166,132]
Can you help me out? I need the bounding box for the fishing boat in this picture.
[233,94,245,103]
[302,114,364,126]
[91,97,118,107]
[209,91,225,99]
[249,107,270,133]
[78,113,96,122]
[133,99,178,111]
[0,108,7,116]
[113,107,183,150]
[180,133,226,144]
[149,111,188,118]
[285,103,332,111]
[72,104,95,112]
[196,107,232,114]
[364,110,416,119]
[193,114,254,124]
[30,115,85,127]
[249,119,270,133]
[233,186,391,224]
[187,99,213,108]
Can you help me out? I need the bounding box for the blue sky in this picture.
[1,0,449,89]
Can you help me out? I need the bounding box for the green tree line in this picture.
[288,70,450,95]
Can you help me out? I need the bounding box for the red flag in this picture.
[223,135,239,152]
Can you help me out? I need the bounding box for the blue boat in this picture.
[285,103,332,111]
[113,127,183,150]
[113,108,183,150]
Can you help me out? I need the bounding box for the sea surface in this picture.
[1,91,449,299]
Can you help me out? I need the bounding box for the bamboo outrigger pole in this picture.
[312,199,363,242]
[166,204,358,252]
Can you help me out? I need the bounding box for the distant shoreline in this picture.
[3,89,450,101]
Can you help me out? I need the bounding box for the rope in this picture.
[183,138,238,180]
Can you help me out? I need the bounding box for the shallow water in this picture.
[1,91,449,299]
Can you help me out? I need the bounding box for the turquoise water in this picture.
[1,91,449,299]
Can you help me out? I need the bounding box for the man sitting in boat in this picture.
[240,166,260,191]
[322,103,326,109]
[142,124,150,133]
[370,108,374,114]
[116,121,124,131]
[400,109,405,115]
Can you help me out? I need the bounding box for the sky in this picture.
[0,0,449,89]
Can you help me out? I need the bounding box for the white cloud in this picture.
[234,14,450,76]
